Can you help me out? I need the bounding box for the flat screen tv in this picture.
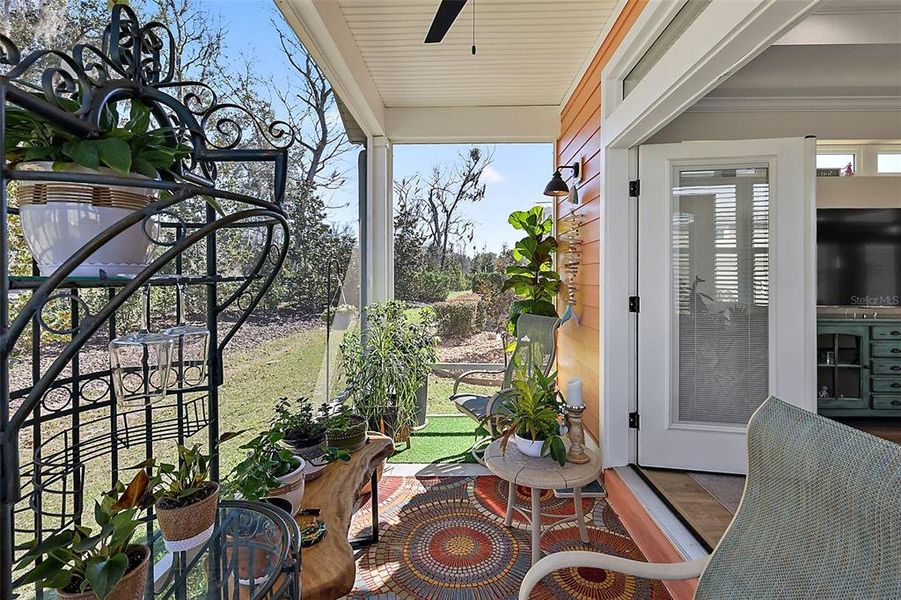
[817,208,901,307]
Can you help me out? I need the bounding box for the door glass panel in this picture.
[672,165,769,425]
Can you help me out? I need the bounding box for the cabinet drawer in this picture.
[871,359,901,375]
[871,378,901,392]
[873,395,901,410]
[871,341,901,357]
[873,325,901,340]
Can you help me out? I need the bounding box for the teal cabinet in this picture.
[818,319,901,417]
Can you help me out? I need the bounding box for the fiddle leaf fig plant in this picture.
[503,206,560,328]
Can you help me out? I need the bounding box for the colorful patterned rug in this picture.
[346,476,672,599]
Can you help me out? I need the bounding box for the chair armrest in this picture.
[452,367,505,395]
[484,387,517,435]
[518,552,709,599]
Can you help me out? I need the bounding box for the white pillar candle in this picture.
[566,377,583,408]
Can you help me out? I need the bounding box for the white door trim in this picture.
[599,0,823,469]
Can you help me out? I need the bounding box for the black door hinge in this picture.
[629,179,640,197]
[628,296,640,313]
[628,411,640,429]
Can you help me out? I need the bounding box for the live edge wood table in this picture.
[298,433,394,599]
[485,440,601,566]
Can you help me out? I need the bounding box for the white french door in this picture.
[637,138,817,474]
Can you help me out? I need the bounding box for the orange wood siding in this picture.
[556,0,647,440]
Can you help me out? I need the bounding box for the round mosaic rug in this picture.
[470,475,595,527]
[355,500,533,599]
[532,526,671,599]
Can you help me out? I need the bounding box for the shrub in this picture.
[471,271,505,294]
[415,270,452,302]
[433,297,479,339]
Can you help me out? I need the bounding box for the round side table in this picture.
[484,440,601,566]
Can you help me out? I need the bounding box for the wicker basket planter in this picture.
[325,415,367,452]
[267,457,306,516]
[15,162,157,277]
[58,544,149,600]
[155,481,219,548]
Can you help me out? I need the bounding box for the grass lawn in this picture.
[389,415,479,464]
[427,372,496,414]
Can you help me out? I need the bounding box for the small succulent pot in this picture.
[59,544,150,600]
[155,481,219,550]
[514,433,547,458]
[282,430,326,453]
[325,415,367,452]
[267,457,306,516]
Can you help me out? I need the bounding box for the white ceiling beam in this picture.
[385,106,559,144]
[775,12,901,45]
[275,0,387,137]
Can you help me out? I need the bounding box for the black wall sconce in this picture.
[543,159,582,198]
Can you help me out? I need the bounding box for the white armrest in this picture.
[519,552,709,599]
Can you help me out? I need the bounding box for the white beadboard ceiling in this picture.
[335,0,618,108]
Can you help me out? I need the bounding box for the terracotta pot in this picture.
[155,481,219,545]
[16,162,157,278]
[325,415,367,451]
[267,457,306,516]
[58,544,149,600]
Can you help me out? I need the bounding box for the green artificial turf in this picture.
[389,415,480,464]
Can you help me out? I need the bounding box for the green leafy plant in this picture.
[340,301,437,438]
[503,206,561,328]
[271,396,326,442]
[321,403,361,434]
[131,443,216,510]
[480,359,567,466]
[15,474,148,599]
[5,99,190,179]
[223,430,302,502]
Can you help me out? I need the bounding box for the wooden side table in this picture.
[484,440,601,566]
[298,433,393,599]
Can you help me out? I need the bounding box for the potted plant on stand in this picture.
[15,474,150,600]
[271,396,352,479]
[339,301,437,446]
[502,206,561,329]
[5,100,215,277]
[224,429,305,516]
[323,403,368,452]
[481,360,568,466]
[133,443,220,551]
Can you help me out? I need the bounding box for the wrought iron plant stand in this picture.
[0,6,302,598]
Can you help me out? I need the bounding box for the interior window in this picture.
[816,153,855,171]
[877,153,901,174]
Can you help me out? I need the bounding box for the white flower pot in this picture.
[16,162,157,278]
[514,433,547,458]
[267,457,306,516]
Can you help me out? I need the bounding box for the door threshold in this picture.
[614,466,709,560]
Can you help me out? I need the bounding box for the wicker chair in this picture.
[452,313,560,463]
[519,396,901,599]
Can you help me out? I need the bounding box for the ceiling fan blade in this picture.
[424,0,468,44]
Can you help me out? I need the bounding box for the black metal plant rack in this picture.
[0,6,298,598]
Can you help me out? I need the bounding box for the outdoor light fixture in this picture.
[543,160,582,198]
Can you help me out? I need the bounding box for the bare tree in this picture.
[401,147,493,268]
[274,22,354,191]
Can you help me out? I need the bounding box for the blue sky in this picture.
[214,1,553,253]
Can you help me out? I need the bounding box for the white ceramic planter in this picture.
[267,457,306,516]
[16,162,157,278]
[514,434,547,458]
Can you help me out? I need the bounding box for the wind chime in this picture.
[558,211,583,325]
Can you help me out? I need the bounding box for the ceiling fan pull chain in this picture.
[471,0,476,55]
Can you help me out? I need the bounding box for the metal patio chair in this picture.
[452,313,560,463]
[519,396,901,599]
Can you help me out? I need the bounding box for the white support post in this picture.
[366,135,394,303]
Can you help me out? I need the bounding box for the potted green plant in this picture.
[502,206,561,329]
[481,359,567,466]
[339,301,437,444]
[323,403,368,452]
[5,99,207,277]
[271,396,327,451]
[15,473,150,600]
[132,443,219,549]
[224,430,305,515]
